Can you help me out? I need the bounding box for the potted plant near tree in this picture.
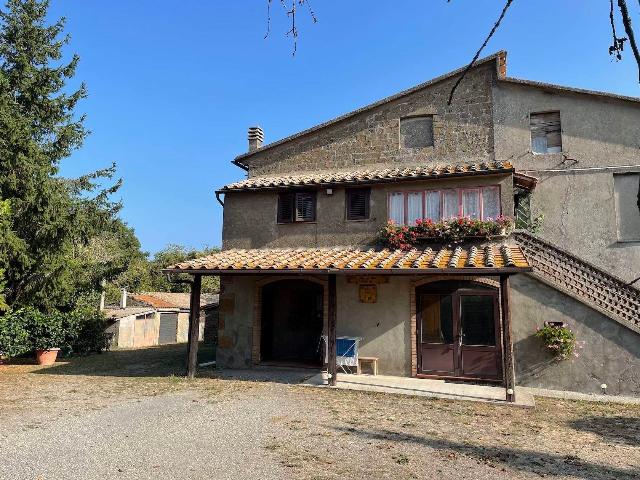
[24,308,64,365]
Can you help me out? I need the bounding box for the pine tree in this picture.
[0,0,121,310]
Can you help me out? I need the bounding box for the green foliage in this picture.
[22,307,65,350]
[0,308,29,357]
[0,0,122,311]
[146,244,220,295]
[535,324,577,360]
[0,305,110,358]
[62,305,110,355]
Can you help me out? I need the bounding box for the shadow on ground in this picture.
[31,343,317,385]
[334,426,638,480]
[33,343,216,378]
[568,415,640,447]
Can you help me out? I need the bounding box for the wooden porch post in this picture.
[327,273,337,386]
[186,274,202,379]
[500,274,516,403]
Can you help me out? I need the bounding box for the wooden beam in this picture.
[327,274,337,387]
[500,274,516,403]
[186,274,202,378]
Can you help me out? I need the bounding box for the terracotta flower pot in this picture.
[35,348,60,366]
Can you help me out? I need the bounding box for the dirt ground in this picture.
[1,344,638,479]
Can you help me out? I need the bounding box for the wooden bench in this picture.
[357,356,379,375]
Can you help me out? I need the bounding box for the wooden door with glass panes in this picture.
[417,284,502,380]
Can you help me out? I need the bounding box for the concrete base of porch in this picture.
[303,373,535,407]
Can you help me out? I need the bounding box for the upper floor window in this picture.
[614,173,640,242]
[400,115,434,148]
[388,186,501,225]
[277,191,316,223]
[530,111,561,154]
[346,188,370,220]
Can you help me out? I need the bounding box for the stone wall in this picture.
[241,63,497,177]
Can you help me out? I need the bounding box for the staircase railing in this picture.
[514,231,640,333]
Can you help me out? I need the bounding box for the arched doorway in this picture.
[416,280,502,381]
[260,280,324,366]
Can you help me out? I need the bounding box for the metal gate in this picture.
[158,312,178,344]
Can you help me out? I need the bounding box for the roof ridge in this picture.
[500,76,640,104]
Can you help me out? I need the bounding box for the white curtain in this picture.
[462,189,480,219]
[443,189,459,219]
[482,186,501,220]
[389,193,404,224]
[407,192,423,225]
[425,191,442,221]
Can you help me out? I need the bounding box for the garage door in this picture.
[158,313,178,344]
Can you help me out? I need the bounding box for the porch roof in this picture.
[163,244,531,275]
[218,161,514,193]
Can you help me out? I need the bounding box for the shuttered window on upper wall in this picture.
[530,111,562,154]
[614,173,640,241]
[346,188,370,220]
[400,115,434,148]
[277,191,316,223]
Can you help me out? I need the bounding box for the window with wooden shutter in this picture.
[278,191,316,223]
[295,192,316,222]
[346,188,370,220]
[530,111,562,154]
[277,193,294,223]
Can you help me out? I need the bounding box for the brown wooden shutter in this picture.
[277,193,294,223]
[346,188,370,220]
[294,192,316,221]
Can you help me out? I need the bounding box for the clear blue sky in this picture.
[49,0,640,255]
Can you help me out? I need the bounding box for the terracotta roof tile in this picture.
[164,244,530,274]
[219,161,513,192]
[133,292,219,309]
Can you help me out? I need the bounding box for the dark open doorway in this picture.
[260,280,324,366]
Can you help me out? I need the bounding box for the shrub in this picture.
[21,307,65,351]
[69,307,110,355]
[535,324,577,360]
[0,310,30,358]
[0,306,110,358]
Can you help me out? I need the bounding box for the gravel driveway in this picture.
[1,345,638,480]
[0,386,298,480]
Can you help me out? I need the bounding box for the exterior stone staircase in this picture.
[514,231,640,334]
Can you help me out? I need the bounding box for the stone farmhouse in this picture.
[166,51,640,399]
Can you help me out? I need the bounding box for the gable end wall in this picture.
[243,63,498,177]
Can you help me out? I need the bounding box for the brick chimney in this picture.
[248,126,264,152]
[497,51,507,79]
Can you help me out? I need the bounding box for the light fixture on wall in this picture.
[601,383,607,395]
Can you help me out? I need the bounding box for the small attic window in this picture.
[530,111,562,154]
[400,116,434,148]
